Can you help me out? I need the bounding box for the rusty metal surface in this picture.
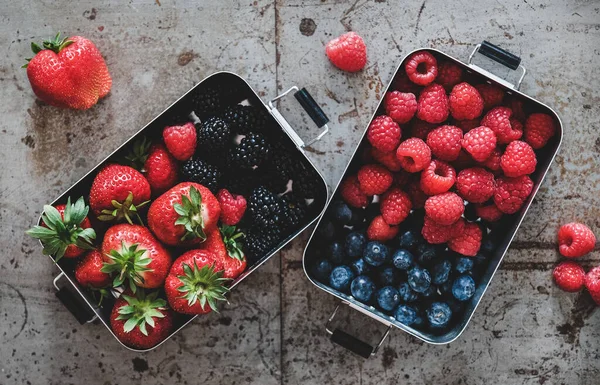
[1,0,599,384]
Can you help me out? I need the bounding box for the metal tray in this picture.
[40,72,330,351]
[303,41,563,358]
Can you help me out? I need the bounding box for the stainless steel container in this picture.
[303,41,563,358]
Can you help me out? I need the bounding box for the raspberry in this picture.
[451,217,467,238]
[367,115,402,153]
[396,138,431,173]
[325,32,367,72]
[436,61,463,91]
[420,160,456,195]
[454,119,480,132]
[505,98,526,121]
[392,71,422,95]
[558,223,596,258]
[475,84,505,110]
[371,147,403,171]
[448,221,482,256]
[426,125,463,162]
[524,113,557,149]
[404,51,438,86]
[357,164,393,196]
[475,202,503,222]
[480,107,522,144]
[416,84,449,124]
[452,150,476,170]
[500,141,537,177]
[393,170,411,187]
[422,216,453,244]
[585,267,600,305]
[449,82,484,120]
[367,215,399,241]
[462,126,496,162]
[407,180,428,208]
[163,123,197,161]
[456,167,495,203]
[493,175,533,214]
[217,189,247,225]
[410,119,436,140]
[384,91,417,124]
[380,187,412,225]
[424,192,464,225]
[479,147,502,172]
[553,262,585,293]
[340,175,369,208]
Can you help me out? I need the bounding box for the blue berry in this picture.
[397,230,422,251]
[416,243,438,266]
[420,284,436,299]
[348,208,366,226]
[345,232,367,258]
[376,286,401,311]
[350,276,376,303]
[407,267,431,293]
[330,200,352,226]
[312,259,333,282]
[455,257,474,274]
[426,302,452,328]
[480,236,495,255]
[350,258,371,276]
[395,304,418,325]
[317,220,336,240]
[432,260,452,285]
[328,242,347,264]
[412,314,426,328]
[452,275,476,302]
[329,266,355,291]
[398,282,418,303]
[392,249,415,270]
[364,241,389,267]
[377,267,397,286]
[438,280,453,297]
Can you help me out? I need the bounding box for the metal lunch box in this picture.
[303,41,564,358]
[41,72,331,352]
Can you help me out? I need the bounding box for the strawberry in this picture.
[164,249,229,315]
[110,290,174,350]
[200,226,247,279]
[89,164,151,224]
[217,189,247,225]
[124,137,179,196]
[147,183,221,246]
[163,123,197,161]
[26,197,96,260]
[101,224,172,292]
[75,249,111,288]
[25,33,111,110]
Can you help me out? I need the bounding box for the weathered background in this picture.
[1,0,599,384]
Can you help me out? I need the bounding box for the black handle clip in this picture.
[468,40,527,89]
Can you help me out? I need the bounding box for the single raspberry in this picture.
[340,175,369,208]
[357,164,393,196]
[410,119,437,140]
[367,215,399,241]
[558,223,596,258]
[396,138,431,173]
[585,267,600,305]
[524,113,557,149]
[393,170,411,187]
[416,84,449,124]
[422,216,453,244]
[451,217,467,238]
[392,71,422,95]
[163,123,197,161]
[325,32,367,72]
[480,107,522,144]
[420,160,456,195]
[217,189,247,225]
[424,192,464,225]
[380,187,412,225]
[500,141,537,177]
[449,82,484,120]
[436,61,463,91]
[479,147,502,172]
[371,147,403,171]
[404,51,438,86]
[426,125,463,162]
[367,115,401,153]
[384,91,417,124]
[456,167,495,203]
[454,119,481,132]
[553,262,585,293]
[475,84,505,110]
[462,126,496,162]
[448,221,482,256]
[475,202,503,222]
[505,98,526,121]
[493,175,533,214]
[407,180,428,209]
[452,150,476,170]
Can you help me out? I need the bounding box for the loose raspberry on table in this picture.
[558,222,596,258]
[524,113,557,149]
[420,160,456,195]
[407,179,428,209]
[553,261,585,293]
[410,119,437,140]
[436,61,463,91]
[340,175,369,208]
[426,125,463,162]
[475,202,503,222]
[422,216,454,244]
[371,147,403,171]
[454,118,481,132]
[380,187,412,225]
[404,51,438,86]
[448,221,482,256]
[480,107,523,144]
[479,147,502,172]
[385,91,417,124]
[424,192,464,225]
[493,175,534,214]
[325,32,367,72]
[357,164,393,196]
[449,82,484,120]
[367,215,399,241]
[500,140,537,177]
[462,126,496,162]
[475,83,505,111]
[396,138,432,173]
[417,83,449,124]
[585,267,600,305]
[456,167,495,203]
[367,115,401,153]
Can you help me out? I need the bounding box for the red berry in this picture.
[404,51,438,86]
[340,175,369,208]
[505,98,526,122]
[493,175,534,214]
[144,143,179,196]
[456,167,495,203]
[585,267,600,305]
[420,160,456,195]
[396,138,431,173]
[462,126,496,162]
[479,147,502,172]
[371,147,403,171]
[424,192,464,226]
[436,61,463,91]
[393,170,412,188]
[426,125,463,162]
[553,261,585,293]
[384,91,417,124]
[367,115,401,153]
[451,150,476,170]
[325,32,367,72]
[410,119,436,140]
[392,71,422,95]
[558,223,596,258]
[422,216,453,244]
[357,164,393,196]
[448,221,482,256]
[524,113,557,149]
[217,189,247,225]
[407,180,428,209]
[480,107,522,144]
[500,140,537,177]
[163,123,197,161]
[454,118,481,132]
[380,187,412,225]
[416,83,449,124]
[449,82,484,120]
[475,202,503,222]
[367,215,399,241]
[475,84,505,110]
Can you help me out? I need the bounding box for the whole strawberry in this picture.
[380,187,412,225]
[553,261,585,293]
[500,140,537,177]
[367,115,401,153]
[384,91,417,124]
[200,226,247,279]
[416,83,449,124]
[557,223,596,258]
[585,267,600,305]
[449,82,484,120]
[123,138,179,196]
[325,32,367,72]
[75,249,111,288]
[163,123,197,161]
[367,215,398,242]
[25,33,111,109]
[217,189,247,226]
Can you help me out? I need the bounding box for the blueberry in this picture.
[345,232,367,258]
[395,304,418,325]
[438,280,453,297]
[397,230,423,251]
[364,241,389,267]
[412,314,426,328]
[407,267,431,293]
[377,267,397,286]
[328,242,347,264]
[452,275,476,302]
[330,200,352,226]
[416,243,438,266]
[432,260,452,285]
[480,236,495,255]
[329,266,355,291]
[398,282,418,303]
[312,259,333,282]
[350,275,376,303]
[350,258,371,276]
[317,220,336,240]
[376,286,401,311]
[348,208,366,226]
[426,302,452,329]
[392,249,415,270]
[420,284,437,299]
[455,257,474,274]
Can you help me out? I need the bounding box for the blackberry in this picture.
[248,186,284,229]
[229,133,271,170]
[190,87,222,119]
[243,227,282,261]
[222,105,270,134]
[292,167,319,200]
[281,193,307,230]
[196,117,231,154]
[269,142,297,180]
[221,169,259,196]
[260,166,290,194]
[181,159,221,193]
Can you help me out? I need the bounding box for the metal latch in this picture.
[468,40,527,90]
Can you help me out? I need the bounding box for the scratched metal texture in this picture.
[0,0,599,384]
